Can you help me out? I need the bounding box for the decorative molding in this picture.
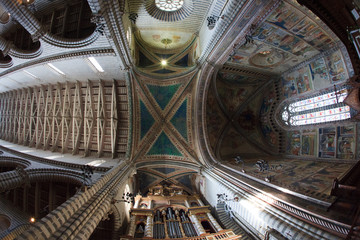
[0,48,115,78]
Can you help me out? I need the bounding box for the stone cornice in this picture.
[0,48,115,78]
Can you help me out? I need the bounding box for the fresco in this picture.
[170,98,188,141]
[206,83,226,150]
[282,73,298,98]
[284,125,357,160]
[226,0,340,73]
[301,130,317,156]
[253,22,277,41]
[249,48,286,68]
[260,88,276,116]
[217,79,252,113]
[282,48,349,98]
[147,131,182,156]
[286,131,300,155]
[304,28,334,49]
[139,30,193,50]
[261,124,278,146]
[295,66,313,94]
[226,157,353,199]
[220,127,262,159]
[266,1,304,30]
[237,94,263,134]
[290,17,317,38]
[218,71,261,84]
[140,100,155,140]
[260,86,278,147]
[283,65,313,95]
[309,57,329,90]
[326,50,348,83]
[337,125,356,159]
[319,127,336,158]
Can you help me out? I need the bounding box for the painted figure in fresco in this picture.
[338,137,354,159]
[230,55,245,63]
[320,134,335,152]
[261,125,277,146]
[289,132,301,155]
[279,34,295,51]
[327,52,347,82]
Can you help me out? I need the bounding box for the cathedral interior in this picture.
[0,0,360,239]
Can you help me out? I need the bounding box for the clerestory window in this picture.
[281,86,351,126]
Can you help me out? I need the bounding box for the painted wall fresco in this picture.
[282,49,348,98]
[319,127,336,158]
[226,0,339,73]
[309,57,329,90]
[286,131,301,155]
[337,125,356,159]
[285,125,357,159]
[301,130,317,156]
[326,50,349,83]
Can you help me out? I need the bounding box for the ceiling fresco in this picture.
[134,33,198,77]
[206,67,280,160]
[137,167,198,195]
[227,0,341,73]
[219,126,265,159]
[139,30,194,50]
[127,0,211,51]
[132,70,199,165]
[233,92,281,155]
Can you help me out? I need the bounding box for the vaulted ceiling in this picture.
[0,0,358,195]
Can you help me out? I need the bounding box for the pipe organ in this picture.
[121,183,239,239]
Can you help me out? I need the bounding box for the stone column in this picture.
[148,199,152,209]
[189,215,206,235]
[207,212,223,232]
[144,215,153,237]
[127,215,136,237]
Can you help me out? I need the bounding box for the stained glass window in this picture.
[282,87,351,126]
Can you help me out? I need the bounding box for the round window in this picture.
[155,0,184,12]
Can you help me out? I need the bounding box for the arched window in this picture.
[281,86,351,126]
